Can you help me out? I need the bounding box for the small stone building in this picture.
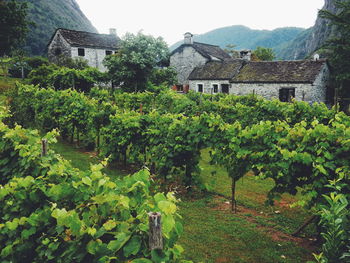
[170,32,231,91]
[48,28,120,72]
[189,59,330,104]
[188,60,244,94]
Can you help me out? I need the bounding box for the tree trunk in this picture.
[185,164,192,191]
[231,177,237,213]
[96,128,100,154]
[77,129,80,146]
[71,125,75,144]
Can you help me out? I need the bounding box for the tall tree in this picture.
[319,0,350,99]
[0,0,30,56]
[252,46,275,61]
[103,32,170,92]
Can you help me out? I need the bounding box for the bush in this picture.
[28,63,59,87]
[8,56,49,78]
[0,110,189,263]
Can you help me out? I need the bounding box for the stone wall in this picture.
[71,47,114,72]
[189,64,329,104]
[189,80,231,94]
[170,46,208,85]
[230,64,329,104]
[48,32,71,63]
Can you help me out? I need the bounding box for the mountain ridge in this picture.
[16,0,97,55]
[169,25,305,59]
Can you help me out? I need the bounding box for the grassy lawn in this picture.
[198,149,315,235]
[51,140,316,263]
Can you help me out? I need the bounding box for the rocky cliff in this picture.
[281,0,345,60]
[18,0,97,55]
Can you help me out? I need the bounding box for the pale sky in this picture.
[76,0,325,46]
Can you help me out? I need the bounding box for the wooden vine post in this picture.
[41,139,48,157]
[148,212,163,250]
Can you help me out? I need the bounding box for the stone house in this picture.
[189,59,330,104]
[170,32,231,92]
[48,28,120,72]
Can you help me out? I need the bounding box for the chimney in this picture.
[313,53,320,61]
[184,32,193,45]
[109,28,117,35]
[240,50,252,61]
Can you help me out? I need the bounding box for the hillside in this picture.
[276,0,347,59]
[17,0,97,55]
[169,25,305,59]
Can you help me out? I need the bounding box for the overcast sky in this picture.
[75,0,325,46]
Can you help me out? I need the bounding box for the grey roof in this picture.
[55,28,120,49]
[231,60,328,83]
[189,60,245,80]
[171,42,231,61]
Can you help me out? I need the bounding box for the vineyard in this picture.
[1,84,350,262]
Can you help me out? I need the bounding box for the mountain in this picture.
[278,0,347,60]
[17,0,97,55]
[169,25,305,59]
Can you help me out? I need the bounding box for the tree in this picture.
[252,46,275,61]
[0,0,31,56]
[103,32,170,92]
[319,0,350,100]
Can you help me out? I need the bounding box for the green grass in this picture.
[51,141,316,263]
[179,197,313,263]
[51,140,126,179]
[198,149,315,235]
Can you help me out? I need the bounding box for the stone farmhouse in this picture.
[48,28,120,72]
[170,33,330,104]
[170,32,232,92]
[189,59,329,104]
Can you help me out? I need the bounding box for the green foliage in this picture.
[104,32,170,92]
[55,56,90,70]
[314,175,350,263]
[149,67,177,87]
[0,0,31,56]
[7,84,350,261]
[252,46,275,61]
[28,64,106,92]
[8,56,48,78]
[0,108,187,262]
[28,63,60,87]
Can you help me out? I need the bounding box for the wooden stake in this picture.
[148,212,163,250]
[41,139,48,157]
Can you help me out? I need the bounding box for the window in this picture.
[54,48,62,56]
[212,84,218,93]
[279,88,295,102]
[221,84,229,94]
[106,50,112,56]
[78,48,85,57]
[197,84,203,93]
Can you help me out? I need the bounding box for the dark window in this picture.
[106,50,112,56]
[221,84,229,94]
[54,48,62,56]
[279,88,295,102]
[197,84,203,93]
[78,48,85,56]
[176,85,183,91]
[213,84,218,93]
